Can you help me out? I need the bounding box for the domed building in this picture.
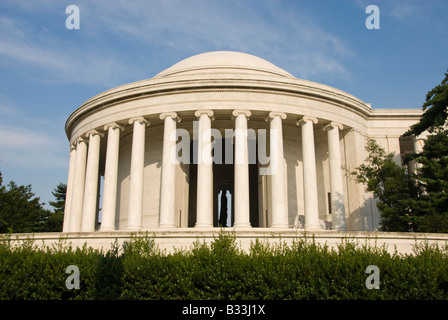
[63,51,423,238]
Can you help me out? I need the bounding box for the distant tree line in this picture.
[0,171,64,233]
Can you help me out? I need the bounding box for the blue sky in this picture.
[0,0,447,208]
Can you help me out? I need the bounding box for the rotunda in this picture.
[63,51,422,234]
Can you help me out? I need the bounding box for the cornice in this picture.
[368,108,423,120]
[65,78,374,138]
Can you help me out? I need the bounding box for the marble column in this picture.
[159,112,180,228]
[81,130,103,232]
[127,116,149,230]
[298,116,320,230]
[100,122,124,231]
[325,122,346,231]
[68,137,88,232]
[413,135,424,154]
[233,109,251,228]
[194,110,214,228]
[407,134,425,179]
[63,143,76,232]
[268,111,288,228]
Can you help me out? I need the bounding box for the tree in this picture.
[47,183,66,232]
[406,71,448,136]
[403,70,448,232]
[0,172,64,233]
[352,70,448,233]
[0,181,52,233]
[49,183,66,212]
[352,137,448,233]
[351,139,418,232]
[407,131,448,232]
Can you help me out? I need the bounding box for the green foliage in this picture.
[1,232,447,300]
[47,183,66,232]
[49,183,66,213]
[0,181,53,233]
[352,135,448,233]
[406,71,448,136]
[0,236,102,299]
[0,176,64,233]
[408,130,448,232]
[351,139,417,232]
[364,69,448,232]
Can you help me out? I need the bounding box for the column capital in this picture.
[323,121,343,131]
[74,136,88,145]
[128,116,150,126]
[85,129,105,138]
[266,111,286,121]
[194,109,214,118]
[104,122,125,131]
[232,109,251,118]
[160,112,181,122]
[297,115,318,126]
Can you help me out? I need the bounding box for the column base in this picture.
[233,223,252,230]
[158,224,177,229]
[126,225,142,231]
[332,227,347,231]
[194,223,213,229]
[304,225,321,231]
[99,227,116,232]
[269,224,289,228]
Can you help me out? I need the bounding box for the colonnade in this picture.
[63,109,347,232]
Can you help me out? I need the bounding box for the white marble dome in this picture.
[154,51,294,78]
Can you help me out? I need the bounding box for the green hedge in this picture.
[0,232,447,300]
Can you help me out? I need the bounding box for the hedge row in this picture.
[0,232,447,300]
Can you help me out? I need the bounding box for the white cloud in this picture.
[0,95,22,117]
[0,92,67,169]
[80,0,355,80]
[389,3,418,21]
[0,15,139,87]
[0,1,355,86]
[0,125,67,168]
[0,127,50,148]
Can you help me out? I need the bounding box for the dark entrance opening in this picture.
[213,163,234,227]
[187,138,259,227]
